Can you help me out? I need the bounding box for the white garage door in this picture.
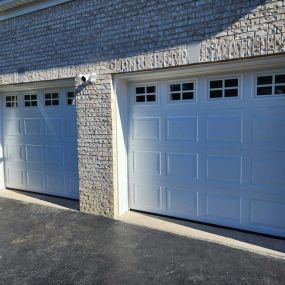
[128,71,285,237]
[3,88,79,199]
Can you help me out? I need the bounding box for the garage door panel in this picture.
[6,144,22,161]
[65,119,77,139]
[205,156,242,184]
[6,168,25,188]
[166,153,198,180]
[132,117,161,141]
[249,199,285,230]
[44,118,63,138]
[24,118,41,136]
[26,170,44,190]
[252,115,285,145]
[45,146,64,166]
[65,172,79,196]
[131,183,162,211]
[166,116,198,142]
[251,157,285,188]
[25,145,42,163]
[206,116,243,143]
[132,151,161,175]
[65,143,78,169]
[46,171,64,192]
[166,188,197,218]
[5,118,21,136]
[203,193,241,223]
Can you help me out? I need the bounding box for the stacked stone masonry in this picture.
[0,0,284,217]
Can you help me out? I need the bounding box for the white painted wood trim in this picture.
[0,78,74,93]
[0,0,72,21]
[0,95,5,190]
[113,78,129,216]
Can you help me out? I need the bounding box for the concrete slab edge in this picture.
[0,189,77,211]
[119,211,285,261]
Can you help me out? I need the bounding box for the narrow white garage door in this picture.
[128,71,285,237]
[3,88,79,199]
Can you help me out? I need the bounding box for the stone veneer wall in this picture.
[0,0,284,217]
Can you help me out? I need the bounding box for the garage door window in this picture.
[67,91,75,105]
[256,74,285,96]
[6,96,18,108]
[135,85,156,103]
[169,82,194,101]
[209,78,239,99]
[24,94,37,107]
[45,93,59,106]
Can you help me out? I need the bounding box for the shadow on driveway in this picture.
[0,197,284,285]
[137,211,285,254]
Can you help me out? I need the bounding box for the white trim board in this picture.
[0,0,72,21]
[0,78,75,93]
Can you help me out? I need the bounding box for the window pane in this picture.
[170,93,181,100]
[275,85,285,95]
[67,92,75,105]
[146,95,156,102]
[45,94,51,99]
[25,102,30,107]
[53,100,59,105]
[52,93,58,99]
[225,79,238,88]
[257,76,272,85]
[146,86,156,93]
[182,92,194,100]
[45,100,51,106]
[136,87,145,94]
[257,86,272,96]
[210,90,223,98]
[170,84,180,92]
[31,101,37,107]
[225,89,238,97]
[136,95,145,102]
[67,92,74,98]
[275,74,285,84]
[31,95,37,100]
[24,95,30,100]
[182,83,193,91]
[210,80,222,89]
[6,96,18,107]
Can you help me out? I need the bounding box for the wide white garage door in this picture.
[3,88,79,199]
[128,71,285,237]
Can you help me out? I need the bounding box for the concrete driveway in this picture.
[0,197,284,285]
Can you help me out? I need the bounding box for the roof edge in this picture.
[0,0,71,21]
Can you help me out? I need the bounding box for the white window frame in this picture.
[66,90,76,106]
[44,91,60,107]
[167,79,197,104]
[207,76,241,100]
[5,95,18,108]
[24,93,38,108]
[134,83,159,105]
[255,72,285,98]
